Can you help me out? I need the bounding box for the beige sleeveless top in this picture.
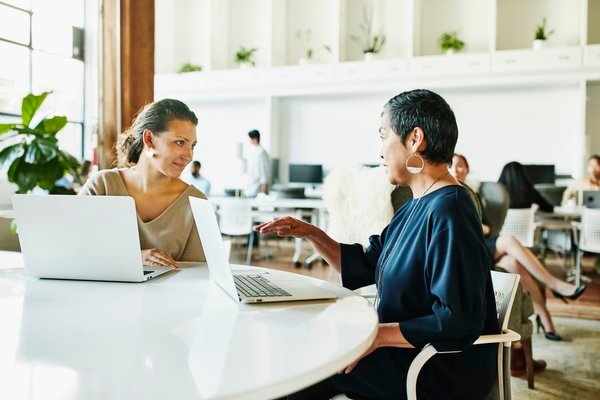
[79,169,206,262]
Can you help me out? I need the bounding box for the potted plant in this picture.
[0,92,82,194]
[533,17,555,50]
[438,32,465,55]
[351,6,386,61]
[178,63,203,73]
[235,47,258,69]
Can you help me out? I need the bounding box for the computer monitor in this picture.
[288,164,323,185]
[522,164,555,185]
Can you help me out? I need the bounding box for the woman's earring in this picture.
[405,154,424,174]
[145,149,155,159]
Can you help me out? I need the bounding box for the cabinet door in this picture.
[409,54,491,77]
[334,60,408,83]
[492,48,582,72]
[584,45,600,67]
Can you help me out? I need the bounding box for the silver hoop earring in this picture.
[405,154,424,174]
[145,149,155,159]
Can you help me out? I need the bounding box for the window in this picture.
[0,0,86,159]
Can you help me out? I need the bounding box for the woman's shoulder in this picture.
[184,184,207,200]
[426,185,476,216]
[80,168,125,195]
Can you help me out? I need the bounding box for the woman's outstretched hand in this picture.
[254,216,315,239]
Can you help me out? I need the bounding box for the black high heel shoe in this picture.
[551,284,587,304]
[535,315,562,341]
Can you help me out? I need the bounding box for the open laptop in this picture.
[583,191,600,209]
[189,197,336,303]
[12,194,174,282]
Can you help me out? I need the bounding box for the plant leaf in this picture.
[58,150,83,184]
[7,156,39,193]
[0,123,16,135]
[37,157,64,189]
[0,143,24,168]
[33,116,68,135]
[21,92,51,128]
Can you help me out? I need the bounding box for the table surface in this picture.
[0,257,378,400]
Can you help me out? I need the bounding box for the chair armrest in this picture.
[406,330,521,400]
[473,329,521,345]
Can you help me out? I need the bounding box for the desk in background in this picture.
[210,196,327,267]
[0,260,377,400]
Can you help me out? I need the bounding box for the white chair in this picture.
[499,206,538,248]
[573,207,600,286]
[217,198,254,265]
[406,271,521,400]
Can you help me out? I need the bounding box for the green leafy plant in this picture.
[534,17,555,41]
[438,32,465,53]
[178,63,203,73]
[0,92,82,194]
[234,47,258,66]
[351,6,386,54]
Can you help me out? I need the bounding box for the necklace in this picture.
[374,171,450,310]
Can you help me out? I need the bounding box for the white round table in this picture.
[0,262,378,400]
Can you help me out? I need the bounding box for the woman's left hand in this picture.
[341,326,381,374]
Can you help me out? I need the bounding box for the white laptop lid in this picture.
[12,194,145,281]
[188,197,239,300]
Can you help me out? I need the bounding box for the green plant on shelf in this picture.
[178,63,203,73]
[235,47,258,66]
[438,32,465,54]
[351,5,386,55]
[0,92,82,194]
[534,17,555,41]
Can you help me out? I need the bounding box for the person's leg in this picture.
[273,377,339,400]
[496,255,557,333]
[495,235,577,296]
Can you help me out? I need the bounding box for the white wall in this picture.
[187,99,269,194]
[184,85,584,189]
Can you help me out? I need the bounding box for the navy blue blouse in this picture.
[332,185,499,400]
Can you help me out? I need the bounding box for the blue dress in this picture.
[332,185,499,400]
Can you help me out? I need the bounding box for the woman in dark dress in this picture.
[257,89,499,400]
[498,161,554,212]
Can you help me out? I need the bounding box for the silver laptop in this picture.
[583,191,600,209]
[189,197,336,303]
[12,194,174,282]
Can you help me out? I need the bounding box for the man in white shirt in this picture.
[245,129,271,197]
[183,160,211,195]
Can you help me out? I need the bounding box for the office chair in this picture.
[217,198,254,265]
[500,206,539,248]
[573,207,600,286]
[406,271,521,400]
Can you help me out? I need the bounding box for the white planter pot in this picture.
[445,48,456,56]
[363,52,375,62]
[298,57,310,66]
[239,62,253,70]
[533,39,545,50]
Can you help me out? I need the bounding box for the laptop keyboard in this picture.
[234,274,292,298]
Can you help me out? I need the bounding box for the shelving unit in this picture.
[155,0,600,191]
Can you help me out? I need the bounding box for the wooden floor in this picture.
[233,238,600,321]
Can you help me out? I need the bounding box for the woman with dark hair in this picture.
[451,154,585,343]
[258,89,498,400]
[498,161,553,212]
[79,99,205,266]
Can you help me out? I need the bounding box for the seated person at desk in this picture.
[451,154,585,342]
[79,99,206,266]
[561,154,600,205]
[258,89,499,400]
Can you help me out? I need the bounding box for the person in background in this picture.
[245,129,271,197]
[79,99,206,266]
[561,154,600,205]
[81,160,93,182]
[498,161,554,212]
[183,160,211,195]
[259,89,498,400]
[451,154,586,344]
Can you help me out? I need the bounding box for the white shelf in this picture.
[585,44,600,67]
